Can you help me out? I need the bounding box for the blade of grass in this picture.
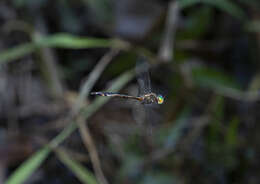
[0,43,35,64]
[4,68,135,184]
[78,118,108,184]
[73,49,120,114]
[179,0,246,20]
[73,49,121,184]
[0,33,118,65]
[55,149,98,184]
[202,0,246,20]
[35,33,114,49]
[80,69,135,117]
[5,147,49,184]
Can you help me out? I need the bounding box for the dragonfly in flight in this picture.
[90,58,164,105]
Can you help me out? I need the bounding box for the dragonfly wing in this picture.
[135,57,152,96]
[132,102,161,135]
[144,104,161,134]
[132,102,146,125]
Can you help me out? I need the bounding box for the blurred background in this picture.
[1,0,260,184]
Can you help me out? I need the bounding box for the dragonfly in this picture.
[90,58,164,105]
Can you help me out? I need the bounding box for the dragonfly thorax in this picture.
[141,93,159,104]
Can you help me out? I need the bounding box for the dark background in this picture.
[1,0,260,184]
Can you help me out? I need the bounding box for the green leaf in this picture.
[0,33,114,64]
[225,116,239,148]
[208,96,225,142]
[5,147,50,184]
[36,33,113,49]
[56,149,98,184]
[0,43,35,65]
[5,69,135,184]
[202,0,246,20]
[184,7,213,39]
[179,0,246,20]
[191,66,240,91]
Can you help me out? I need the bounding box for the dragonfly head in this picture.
[156,94,164,104]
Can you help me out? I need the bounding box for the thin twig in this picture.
[33,15,64,98]
[46,48,119,184]
[213,87,260,102]
[158,0,179,62]
[72,49,120,114]
[72,49,121,184]
[77,117,109,184]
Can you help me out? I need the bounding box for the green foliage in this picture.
[36,33,113,49]
[5,148,50,184]
[118,154,144,181]
[206,96,239,169]
[182,7,213,39]
[139,172,178,184]
[1,0,257,183]
[0,43,35,65]
[179,0,246,20]
[0,33,115,64]
[56,149,98,184]
[246,20,260,32]
[191,66,240,91]
[160,107,191,149]
[5,69,136,184]
[82,0,113,24]
[225,116,239,148]
[5,121,78,184]
[207,96,225,146]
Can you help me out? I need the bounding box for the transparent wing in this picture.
[135,57,152,96]
[134,57,161,135]
[132,102,146,125]
[132,103,161,135]
[144,104,161,134]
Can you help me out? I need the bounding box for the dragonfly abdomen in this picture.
[90,92,114,96]
[91,92,142,101]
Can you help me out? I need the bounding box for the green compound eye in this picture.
[157,95,164,104]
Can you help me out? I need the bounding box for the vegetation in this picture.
[1,0,260,184]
